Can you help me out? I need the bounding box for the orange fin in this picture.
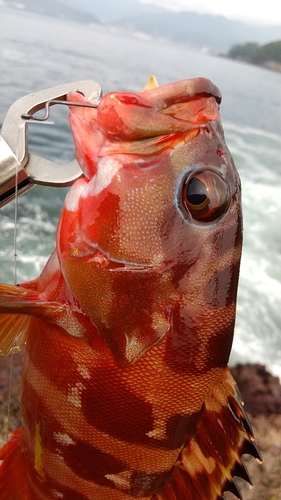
[0,312,30,355]
[0,283,53,355]
[0,428,31,499]
[0,282,62,316]
[0,283,84,354]
[154,368,261,500]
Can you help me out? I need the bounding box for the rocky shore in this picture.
[223,56,281,73]
[228,364,281,500]
[0,351,280,499]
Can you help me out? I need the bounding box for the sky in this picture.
[140,0,281,25]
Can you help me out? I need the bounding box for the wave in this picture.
[224,121,281,143]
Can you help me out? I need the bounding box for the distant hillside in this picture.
[57,0,167,23]
[4,0,99,24]
[3,0,281,54]
[112,11,281,52]
[227,40,281,72]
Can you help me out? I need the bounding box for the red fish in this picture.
[0,77,260,499]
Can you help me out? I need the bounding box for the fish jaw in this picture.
[64,79,225,269]
[57,81,242,369]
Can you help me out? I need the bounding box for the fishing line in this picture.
[5,347,14,445]
[5,126,21,445]
[13,145,19,286]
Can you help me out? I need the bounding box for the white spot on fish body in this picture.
[52,490,64,498]
[67,382,85,408]
[53,432,76,446]
[105,471,132,489]
[146,416,167,440]
[76,364,91,379]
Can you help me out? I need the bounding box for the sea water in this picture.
[0,8,280,376]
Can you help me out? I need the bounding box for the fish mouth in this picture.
[88,247,162,272]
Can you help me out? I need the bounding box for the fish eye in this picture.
[182,169,230,222]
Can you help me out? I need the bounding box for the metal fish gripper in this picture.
[0,80,102,207]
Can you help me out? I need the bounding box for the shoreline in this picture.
[219,54,281,73]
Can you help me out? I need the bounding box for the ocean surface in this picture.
[0,8,280,376]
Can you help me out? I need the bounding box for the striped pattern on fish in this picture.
[0,77,260,499]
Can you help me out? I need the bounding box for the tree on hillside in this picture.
[228,40,281,64]
[229,42,259,60]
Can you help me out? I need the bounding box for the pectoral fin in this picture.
[0,313,29,355]
[0,283,72,355]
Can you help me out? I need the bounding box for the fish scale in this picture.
[0,77,260,499]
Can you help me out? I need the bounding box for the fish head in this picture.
[57,78,242,367]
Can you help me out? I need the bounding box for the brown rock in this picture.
[0,348,24,444]
[230,363,281,417]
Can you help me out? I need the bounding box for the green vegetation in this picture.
[228,40,281,68]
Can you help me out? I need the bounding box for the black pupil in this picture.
[186,178,208,205]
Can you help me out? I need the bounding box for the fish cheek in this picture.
[79,167,174,266]
[61,255,172,366]
[59,160,177,267]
